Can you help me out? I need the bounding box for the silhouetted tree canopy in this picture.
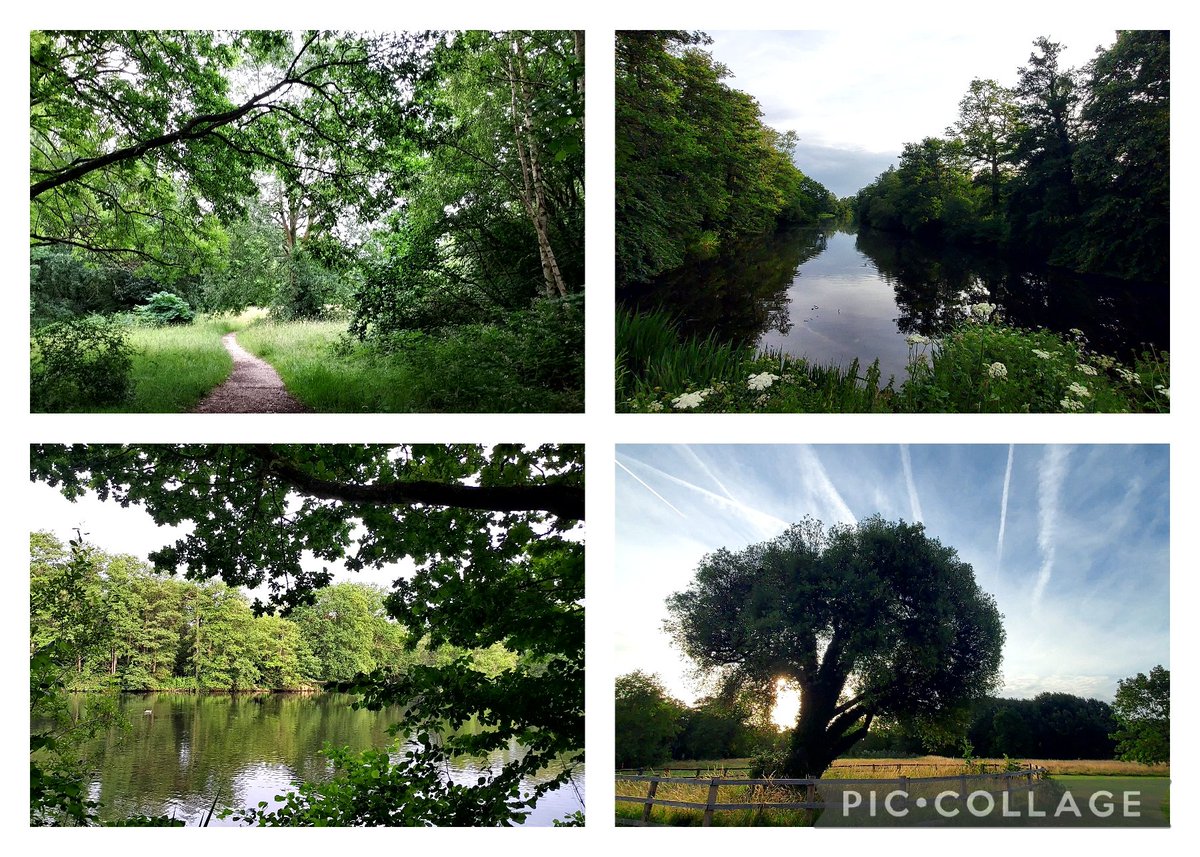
[666,516,1005,777]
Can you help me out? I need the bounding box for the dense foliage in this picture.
[31,533,497,691]
[854,32,1168,282]
[614,671,777,769]
[856,693,1118,760]
[30,316,134,412]
[30,30,584,412]
[666,517,1005,777]
[1110,665,1169,764]
[615,31,839,287]
[30,444,583,825]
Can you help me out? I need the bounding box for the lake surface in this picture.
[64,692,583,827]
[623,227,1169,381]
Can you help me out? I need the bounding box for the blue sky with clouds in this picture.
[615,444,1168,705]
[703,30,1119,197]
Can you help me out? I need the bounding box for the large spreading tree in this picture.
[30,443,583,825]
[666,516,1004,778]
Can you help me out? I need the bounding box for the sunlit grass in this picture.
[616,757,1170,826]
[95,317,234,413]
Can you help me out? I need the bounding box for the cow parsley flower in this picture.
[970,302,997,320]
[648,401,663,412]
[1077,364,1098,376]
[747,372,779,391]
[905,333,930,346]
[987,362,1007,379]
[1067,382,1090,398]
[671,391,705,410]
[1032,349,1052,360]
[1059,398,1085,412]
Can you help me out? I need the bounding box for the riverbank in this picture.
[617,308,1169,414]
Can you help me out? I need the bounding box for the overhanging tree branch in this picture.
[247,445,584,520]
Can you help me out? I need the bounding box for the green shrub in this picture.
[899,321,1169,413]
[31,317,134,411]
[134,291,195,326]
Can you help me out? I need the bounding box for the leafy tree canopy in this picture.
[30,443,584,824]
[666,516,1005,777]
[1110,665,1169,765]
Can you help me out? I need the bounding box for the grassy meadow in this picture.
[32,306,582,414]
[616,756,1170,827]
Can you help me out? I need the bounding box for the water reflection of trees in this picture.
[79,693,550,824]
[855,229,1168,358]
[621,225,830,345]
[854,229,1006,335]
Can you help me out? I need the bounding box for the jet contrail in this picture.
[682,445,737,502]
[616,458,686,518]
[996,444,1014,576]
[900,445,923,524]
[1032,445,1071,610]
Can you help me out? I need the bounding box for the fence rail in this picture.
[617,760,1037,778]
[615,767,1049,826]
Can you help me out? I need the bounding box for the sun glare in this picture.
[771,679,800,729]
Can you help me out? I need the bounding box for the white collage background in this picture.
[4,0,1193,853]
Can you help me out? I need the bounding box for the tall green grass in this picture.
[94,318,235,413]
[617,307,892,413]
[617,308,751,399]
[236,319,583,413]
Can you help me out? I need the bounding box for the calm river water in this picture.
[623,227,1168,380]
[67,692,583,826]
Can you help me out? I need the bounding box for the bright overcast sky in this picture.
[615,444,1169,707]
[703,30,1120,197]
[27,480,412,598]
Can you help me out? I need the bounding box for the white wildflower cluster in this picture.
[905,333,930,346]
[1155,384,1170,399]
[1067,382,1090,398]
[648,401,663,412]
[1076,364,1098,376]
[1032,349,1053,360]
[987,362,1007,379]
[1059,398,1085,412]
[754,394,770,407]
[970,302,997,320]
[747,372,779,391]
[671,391,706,410]
[1092,355,1116,370]
[1117,368,1141,384]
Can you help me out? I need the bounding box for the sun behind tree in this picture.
[666,516,1005,778]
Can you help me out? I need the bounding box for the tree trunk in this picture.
[785,682,841,777]
[508,38,568,298]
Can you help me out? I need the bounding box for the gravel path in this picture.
[191,333,308,413]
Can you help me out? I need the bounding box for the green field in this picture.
[616,760,1170,827]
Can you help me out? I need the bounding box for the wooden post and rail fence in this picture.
[615,767,1049,826]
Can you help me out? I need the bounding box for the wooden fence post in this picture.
[702,778,721,827]
[641,778,659,825]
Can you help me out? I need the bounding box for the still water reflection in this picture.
[624,227,1168,380]
[66,692,583,826]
